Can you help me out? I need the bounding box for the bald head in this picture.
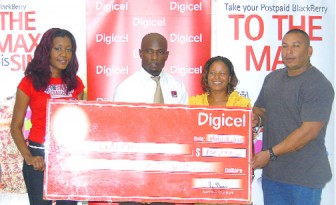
[141,33,168,50]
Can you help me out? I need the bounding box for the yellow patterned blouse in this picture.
[188,90,251,107]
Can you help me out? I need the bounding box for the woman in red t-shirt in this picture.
[10,28,85,205]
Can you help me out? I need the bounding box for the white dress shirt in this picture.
[113,68,188,105]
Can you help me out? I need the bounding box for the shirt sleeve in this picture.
[301,79,334,122]
[18,76,33,97]
[75,76,85,95]
[254,74,269,109]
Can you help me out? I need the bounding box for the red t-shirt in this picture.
[18,76,85,144]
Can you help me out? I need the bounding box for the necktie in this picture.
[151,76,164,104]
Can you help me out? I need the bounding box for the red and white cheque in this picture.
[44,100,253,204]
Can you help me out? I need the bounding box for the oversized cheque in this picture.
[44,100,252,204]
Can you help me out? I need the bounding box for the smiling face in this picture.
[139,33,169,76]
[207,61,231,93]
[281,32,312,76]
[49,36,73,77]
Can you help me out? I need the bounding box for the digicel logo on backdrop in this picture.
[0,10,41,71]
[95,1,129,13]
[94,1,204,13]
[170,2,203,13]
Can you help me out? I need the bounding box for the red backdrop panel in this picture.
[86,0,211,101]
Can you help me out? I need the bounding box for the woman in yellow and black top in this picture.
[189,56,250,107]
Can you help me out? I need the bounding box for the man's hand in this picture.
[250,150,270,169]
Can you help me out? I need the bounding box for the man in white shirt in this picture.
[113,33,188,105]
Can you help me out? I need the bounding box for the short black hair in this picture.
[284,29,310,46]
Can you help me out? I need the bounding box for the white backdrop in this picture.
[211,1,335,204]
[0,0,335,204]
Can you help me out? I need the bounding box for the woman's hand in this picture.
[25,155,46,171]
[252,113,261,128]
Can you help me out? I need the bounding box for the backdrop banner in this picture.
[44,100,252,204]
[211,1,335,204]
[86,0,212,101]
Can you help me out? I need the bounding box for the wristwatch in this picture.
[269,148,278,161]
